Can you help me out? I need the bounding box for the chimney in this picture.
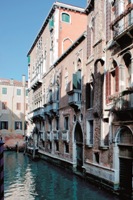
[22,75,26,87]
[10,78,14,85]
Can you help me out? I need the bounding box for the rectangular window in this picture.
[2,102,7,110]
[64,116,69,130]
[86,120,93,145]
[2,87,7,94]
[64,142,69,153]
[56,118,59,130]
[48,119,52,131]
[26,90,28,96]
[55,141,59,151]
[73,71,81,90]
[16,103,21,110]
[49,16,54,30]
[62,13,70,23]
[17,89,21,95]
[86,82,94,109]
[0,121,8,130]
[49,90,52,102]
[15,121,22,130]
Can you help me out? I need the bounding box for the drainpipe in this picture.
[0,138,4,200]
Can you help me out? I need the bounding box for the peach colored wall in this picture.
[58,9,87,56]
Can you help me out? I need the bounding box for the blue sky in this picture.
[0,0,86,81]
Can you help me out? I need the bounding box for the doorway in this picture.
[74,122,83,171]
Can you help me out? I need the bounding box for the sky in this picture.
[0,0,86,81]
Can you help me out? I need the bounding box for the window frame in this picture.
[61,12,71,23]
[15,121,22,130]
[0,121,8,130]
[2,87,7,95]
[17,88,21,96]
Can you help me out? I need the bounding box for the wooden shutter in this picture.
[86,83,90,109]
[115,66,119,92]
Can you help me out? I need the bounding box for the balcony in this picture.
[47,131,52,141]
[67,89,81,111]
[62,130,69,143]
[53,130,59,140]
[32,107,44,119]
[31,73,42,90]
[111,89,133,120]
[110,5,133,48]
[50,101,59,115]
[44,103,52,117]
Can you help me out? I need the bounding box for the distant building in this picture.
[0,75,28,147]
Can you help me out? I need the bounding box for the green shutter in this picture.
[49,17,54,30]
[73,74,77,89]
[62,13,70,23]
[28,56,30,64]
[77,70,81,89]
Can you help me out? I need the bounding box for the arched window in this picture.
[62,13,70,23]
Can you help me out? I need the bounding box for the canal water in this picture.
[4,151,119,200]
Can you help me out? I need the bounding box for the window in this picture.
[73,70,81,90]
[2,102,7,110]
[2,88,7,94]
[56,118,59,130]
[64,116,69,130]
[48,119,52,131]
[86,120,93,145]
[86,82,94,109]
[94,152,99,164]
[16,103,21,110]
[15,121,22,130]
[0,121,8,130]
[56,87,59,101]
[49,16,54,30]
[49,90,52,102]
[62,13,70,23]
[64,142,69,153]
[26,90,28,96]
[55,141,59,151]
[17,89,21,95]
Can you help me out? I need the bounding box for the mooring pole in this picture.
[0,139,4,200]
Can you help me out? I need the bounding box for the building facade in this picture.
[0,75,28,147]
[27,0,133,198]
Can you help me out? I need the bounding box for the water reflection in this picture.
[4,152,119,200]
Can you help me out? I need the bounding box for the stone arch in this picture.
[115,125,133,144]
[94,58,105,74]
[62,38,73,53]
[74,121,83,143]
[114,125,133,197]
[73,121,83,171]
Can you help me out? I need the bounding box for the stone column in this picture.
[119,64,125,92]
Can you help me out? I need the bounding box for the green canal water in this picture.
[4,151,119,200]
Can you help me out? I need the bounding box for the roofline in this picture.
[85,0,94,14]
[27,1,85,56]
